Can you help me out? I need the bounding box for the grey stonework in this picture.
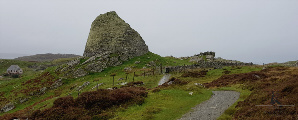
[56,11,149,78]
[83,11,148,58]
[0,102,15,113]
[190,51,215,62]
[166,61,253,73]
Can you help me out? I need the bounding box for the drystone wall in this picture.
[166,61,253,73]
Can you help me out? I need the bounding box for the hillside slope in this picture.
[0,52,192,118]
[14,53,80,62]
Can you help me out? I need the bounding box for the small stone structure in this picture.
[190,51,215,62]
[7,65,23,75]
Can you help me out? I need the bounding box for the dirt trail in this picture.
[179,91,240,120]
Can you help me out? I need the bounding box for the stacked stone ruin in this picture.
[83,11,148,58]
[190,51,216,62]
[56,11,149,78]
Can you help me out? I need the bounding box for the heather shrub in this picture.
[31,87,147,119]
[159,77,188,89]
[75,89,112,110]
[152,88,161,93]
[109,88,134,104]
[53,96,75,108]
[181,70,208,78]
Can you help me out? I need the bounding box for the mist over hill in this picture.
[0,53,30,59]
[14,53,81,62]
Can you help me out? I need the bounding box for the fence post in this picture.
[160,63,163,74]
[97,83,98,91]
[144,70,146,77]
[133,72,135,82]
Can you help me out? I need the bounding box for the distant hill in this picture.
[14,53,81,62]
[0,53,30,59]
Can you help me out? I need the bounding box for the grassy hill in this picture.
[14,53,80,62]
[0,53,296,119]
[0,52,193,117]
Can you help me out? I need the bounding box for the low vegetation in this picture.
[1,53,296,120]
[29,87,147,120]
[206,66,298,120]
[14,53,80,62]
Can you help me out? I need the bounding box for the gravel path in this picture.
[179,91,240,120]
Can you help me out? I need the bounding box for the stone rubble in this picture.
[0,102,15,113]
[77,81,90,91]
[91,83,104,90]
[194,83,205,87]
[50,79,63,89]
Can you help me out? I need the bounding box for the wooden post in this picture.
[113,76,114,86]
[152,68,155,76]
[96,83,98,91]
[160,63,163,74]
[144,71,145,77]
[125,72,129,81]
[133,72,135,82]
[110,73,116,86]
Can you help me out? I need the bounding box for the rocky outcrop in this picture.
[56,11,149,78]
[83,11,149,58]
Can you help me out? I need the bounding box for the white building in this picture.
[7,65,23,75]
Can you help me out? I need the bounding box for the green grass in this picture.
[0,52,193,117]
[112,89,212,120]
[215,85,252,120]
[0,52,193,114]
[0,53,264,119]
[2,90,56,114]
[108,65,262,120]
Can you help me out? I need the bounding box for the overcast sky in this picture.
[0,0,297,64]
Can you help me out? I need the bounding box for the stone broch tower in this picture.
[83,11,149,59]
[56,11,149,77]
